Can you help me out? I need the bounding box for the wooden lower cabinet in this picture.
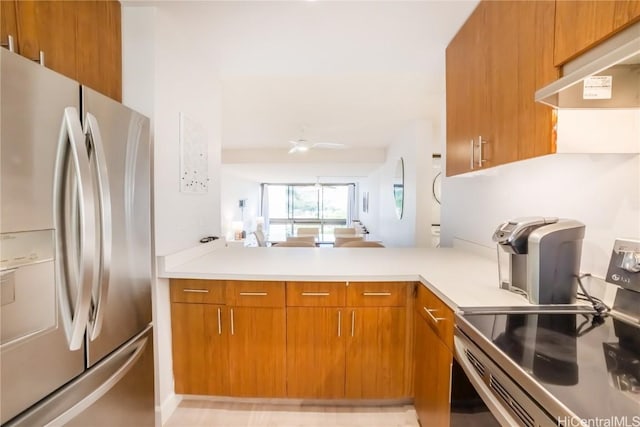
[170,302,229,395]
[414,298,453,427]
[286,307,346,398]
[228,307,286,397]
[345,307,406,399]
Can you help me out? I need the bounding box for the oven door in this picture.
[453,328,558,427]
[450,356,501,426]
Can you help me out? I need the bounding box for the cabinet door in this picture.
[76,0,122,101]
[1,0,18,52]
[445,2,488,176]
[555,1,640,66]
[30,1,77,79]
[286,307,346,398]
[170,303,229,395]
[14,0,38,60]
[228,307,286,397]
[345,307,406,398]
[414,315,452,427]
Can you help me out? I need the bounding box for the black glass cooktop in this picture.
[462,312,640,423]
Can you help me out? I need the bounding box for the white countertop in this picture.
[158,244,531,310]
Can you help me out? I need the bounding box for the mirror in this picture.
[393,158,404,219]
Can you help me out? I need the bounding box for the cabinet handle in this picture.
[337,310,341,337]
[239,292,267,296]
[32,50,45,66]
[423,306,445,325]
[351,311,355,337]
[362,292,391,296]
[182,288,209,293]
[1,35,15,52]
[477,135,487,167]
[469,139,475,170]
[230,308,234,335]
[301,292,330,296]
[217,307,222,335]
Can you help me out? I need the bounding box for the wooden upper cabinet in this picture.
[0,0,19,52]
[3,1,121,101]
[554,1,640,66]
[446,0,557,176]
[76,0,122,101]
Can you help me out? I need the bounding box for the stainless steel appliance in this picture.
[455,308,640,427]
[0,49,154,425]
[493,217,585,304]
[454,238,640,427]
[535,20,640,108]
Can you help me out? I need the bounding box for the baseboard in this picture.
[177,395,413,407]
[158,392,182,426]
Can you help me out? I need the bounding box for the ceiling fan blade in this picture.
[311,142,346,150]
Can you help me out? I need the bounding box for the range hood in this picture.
[535,21,640,108]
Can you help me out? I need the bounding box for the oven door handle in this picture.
[453,335,521,427]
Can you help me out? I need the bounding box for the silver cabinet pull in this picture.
[182,288,209,293]
[469,139,475,170]
[230,308,235,335]
[362,292,391,296]
[217,307,222,335]
[423,306,446,325]
[477,135,487,167]
[337,310,341,337]
[351,311,355,337]
[301,292,330,296]
[1,35,15,52]
[239,292,267,296]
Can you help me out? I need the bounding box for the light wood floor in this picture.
[165,400,420,427]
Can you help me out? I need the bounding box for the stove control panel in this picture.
[607,239,640,292]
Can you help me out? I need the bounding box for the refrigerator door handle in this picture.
[42,335,149,427]
[84,113,112,342]
[53,107,96,351]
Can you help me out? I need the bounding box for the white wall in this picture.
[122,3,225,423]
[220,167,261,239]
[365,120,434,247]
[440,153,640,279]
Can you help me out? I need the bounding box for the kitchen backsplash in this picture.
[440,153,640,280]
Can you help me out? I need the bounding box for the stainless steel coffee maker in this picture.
[492,217,586,304]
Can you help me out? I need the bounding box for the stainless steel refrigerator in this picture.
[0,49,154,426]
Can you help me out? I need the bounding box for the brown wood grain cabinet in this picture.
[445,0,557,176]
[0,0,121,101]
[170,302,229,395]
[414,285,454,427]
[286,281,411,399]
[170,280,286,397]
[554,0,640,66]
[345,307,406,399]
[171,280,413,400]
[0,0,19,53]
[286,306,347,398]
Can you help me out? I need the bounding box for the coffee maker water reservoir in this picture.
[493,217,586,304]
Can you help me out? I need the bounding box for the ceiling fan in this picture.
[288,139,346,154]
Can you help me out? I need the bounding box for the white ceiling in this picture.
[143,1,479,179]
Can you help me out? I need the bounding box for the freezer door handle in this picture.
[53,107,96,351]
[84,113,112,342]
[43,334,149,427]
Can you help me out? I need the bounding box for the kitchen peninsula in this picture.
[158,242,533,425]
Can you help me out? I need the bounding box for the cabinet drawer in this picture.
[170,279,225,304]
[346,282,408,307]
[225,281,285,307]
[286,282,346,307]
[416,284,454,349]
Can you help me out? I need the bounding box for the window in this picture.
[262,184,354,241]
